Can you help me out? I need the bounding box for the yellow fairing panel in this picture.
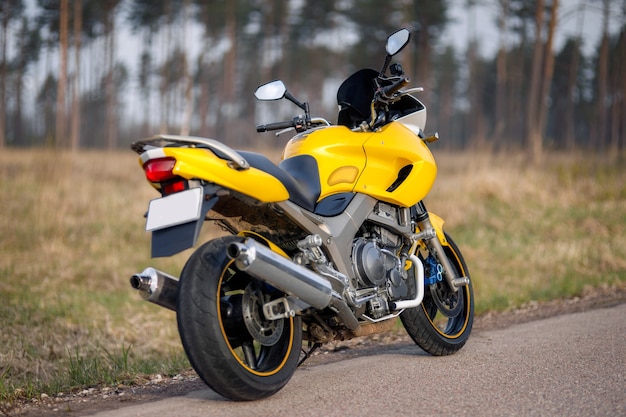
[283,123,437,207]
[283,126,370,199]
[160,147,289,202]
[356,123,437,207]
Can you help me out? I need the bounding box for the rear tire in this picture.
[176,236,302,401]
[401,233,474,355]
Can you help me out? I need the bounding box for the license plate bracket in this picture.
[145,187,203,232]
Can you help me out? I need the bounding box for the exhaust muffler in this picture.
[130,267,178,311]
[227,239,333,310]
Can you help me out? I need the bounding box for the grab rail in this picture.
[131,134,250,170]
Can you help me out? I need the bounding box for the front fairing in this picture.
[282,121,437,207]
[282,126,370,200]
[357,122,436,206]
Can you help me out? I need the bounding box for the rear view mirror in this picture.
[386,28,411,56]
[254,80,287,101]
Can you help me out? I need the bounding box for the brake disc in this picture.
[242,281,284,346]
[430,281,463,318]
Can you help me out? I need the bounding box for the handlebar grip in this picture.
[256,120,295,132]
[381,76,410,99]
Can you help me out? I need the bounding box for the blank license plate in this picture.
[145,187,203,231]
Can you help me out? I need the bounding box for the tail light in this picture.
[143,157,187,195]
[163,180,186,194]
[144,157,176,182]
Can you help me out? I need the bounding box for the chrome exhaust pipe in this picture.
[227,239,333,310]
[130,267,178,311]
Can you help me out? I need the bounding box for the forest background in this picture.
[0,0,625,163]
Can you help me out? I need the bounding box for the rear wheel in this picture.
[401,233,474,355]
[176,236,302,401]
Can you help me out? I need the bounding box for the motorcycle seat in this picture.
[238,151,321,211]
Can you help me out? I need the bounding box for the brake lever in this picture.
[400,87,424,95]
[275,127,295,137]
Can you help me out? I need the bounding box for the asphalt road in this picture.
[87,303,625,417]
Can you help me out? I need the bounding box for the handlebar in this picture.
[380,76,410,100]
[256,120,295,132]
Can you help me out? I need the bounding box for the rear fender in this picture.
[141,147,290,203]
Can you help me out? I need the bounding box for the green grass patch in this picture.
[1,344,190,404]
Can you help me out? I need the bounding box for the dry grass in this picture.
[0,150,198,402]
[426,151,626,309]
[1,148,625,402]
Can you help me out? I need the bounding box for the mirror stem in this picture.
[380,54,392,77]
[285,91,306,112]
[285,91,310,121]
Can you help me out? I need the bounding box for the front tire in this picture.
[176,236,302,401]
[401,233,474,355]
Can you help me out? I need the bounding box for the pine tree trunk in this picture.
[537,0,558,148]
[564,38,580,151]
[104,1,116,149]
[56,0,69,148]
[159,0,172,134]
[0,7,6,149]
[620,26,626,154]
[15,18,27,146]
[71,0,82,150]
[493,0,508,143]
[180,0,193,136]
[219,1,237,143]
[526,0,544,164]
[593,0,610,151]
[608,30,624,161]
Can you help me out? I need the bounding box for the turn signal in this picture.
[144,157,176,182]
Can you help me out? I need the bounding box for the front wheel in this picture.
[176,236,302,401]
[401,233,474,355]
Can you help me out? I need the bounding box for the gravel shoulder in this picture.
[4,284,625,417]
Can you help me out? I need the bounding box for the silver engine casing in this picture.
[349,203,411,319]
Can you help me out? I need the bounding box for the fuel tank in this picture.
[282,122,437,207]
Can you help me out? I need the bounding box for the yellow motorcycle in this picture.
[130,28,473,401]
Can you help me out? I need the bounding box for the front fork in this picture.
[413,202,470,293]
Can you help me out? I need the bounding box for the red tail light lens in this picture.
[163,180,186,195]
[144,157,176,182]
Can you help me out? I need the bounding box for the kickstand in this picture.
[298,341,322,367]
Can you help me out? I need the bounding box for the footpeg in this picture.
[263,296,309,320]
[263,298,295,319]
